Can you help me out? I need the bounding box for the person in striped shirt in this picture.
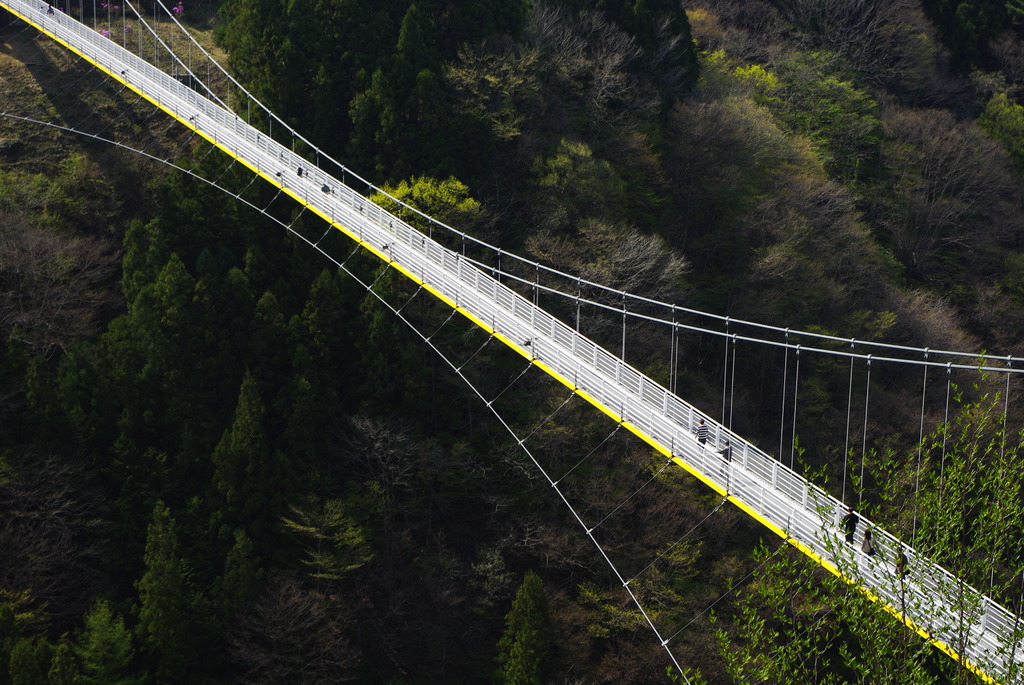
[695,418,709,445]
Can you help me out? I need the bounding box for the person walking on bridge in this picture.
[717,440,732,462]
[861,528,876,556]
[842,506,859,544]
[695,419,709,446]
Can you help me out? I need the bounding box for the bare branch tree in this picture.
[226,573,360,684]
[773,0,934,92]
[526,4,660,130]
[0,451,104,631]
[0,212,121,358]
[875,106,1019,279]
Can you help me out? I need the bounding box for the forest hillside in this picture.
[2,0,1024,683]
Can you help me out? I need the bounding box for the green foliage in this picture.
[120,219,167,306]
[0,170,53,221]
[211,370,290,539]
[907,391,1024,596]
[922,0,1021,69]
[576,581,643,638]
[734,63,782,106]
[446,39,542,141]
[10,0,1024,681]
[135,501,190,684]
[771,53,882,182]
[0,591,48,684]
[8,637,53,685]
[280,496,374,582]
[496,571,552,685]
[1011,0,1024,26]
[532,139,626,233]
[733,53,882,183]
[371,176,485,234]
[355,272,428,415]
[978,92,1024,168]
[716,543,939,685]
[212,529,263,619]
[468,547,514,615]
[347,3,483,181]
[46,154,122,232]
[824,387,1024,682]
[46,639,79,685]
[74,601,136,685]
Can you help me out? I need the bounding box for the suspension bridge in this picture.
[3,1,1024,681]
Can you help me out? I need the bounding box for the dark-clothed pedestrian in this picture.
[897,550,908,579]
[842,507,859,544]
[718,440,732,462]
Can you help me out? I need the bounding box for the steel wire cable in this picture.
[37,0,1024,376]
[285,213,694,684]
[589,458,673,533]
[113,0,1024,371]
[486,359,535,407]
[454,332,494,372]
[665,541,788,644]
[554,423,622,485]
[4,29,120,133]
[4,37,1019,671]
[627,496,728,585]
[516,390,576,447]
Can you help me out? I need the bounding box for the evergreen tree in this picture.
[135,501,189,684]
[212,529,263,620]
[46,639,79,685]
[74,602,136,685]
[348,3,463,180]
[922,0,1016,69]
[8,638,52,685]
[355,279,424,416]
[496,571,552,685]
[210,370,293,542]
[211,371,269,516]
[218,0,285,119]
[0,601,16,685]
[280,496,374,584]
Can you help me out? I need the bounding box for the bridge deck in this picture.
[3,2,1022,680]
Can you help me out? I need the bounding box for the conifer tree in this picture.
[496,571,552,685]
[211,370,294,543]
[74,602,136,685]
[8,637,52,685]
[212,529,263,620]
[135,501,189,684]
[211,370,269,518]
[46,639,78,685]
[280,496,373,585]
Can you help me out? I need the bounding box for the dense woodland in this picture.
[3,0,1024,682]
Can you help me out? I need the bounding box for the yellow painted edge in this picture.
[438,286,999,683]
[8,11,1000,680]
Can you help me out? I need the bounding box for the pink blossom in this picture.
[99,28,110,36]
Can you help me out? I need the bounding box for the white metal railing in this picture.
[5,2,1023,680]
